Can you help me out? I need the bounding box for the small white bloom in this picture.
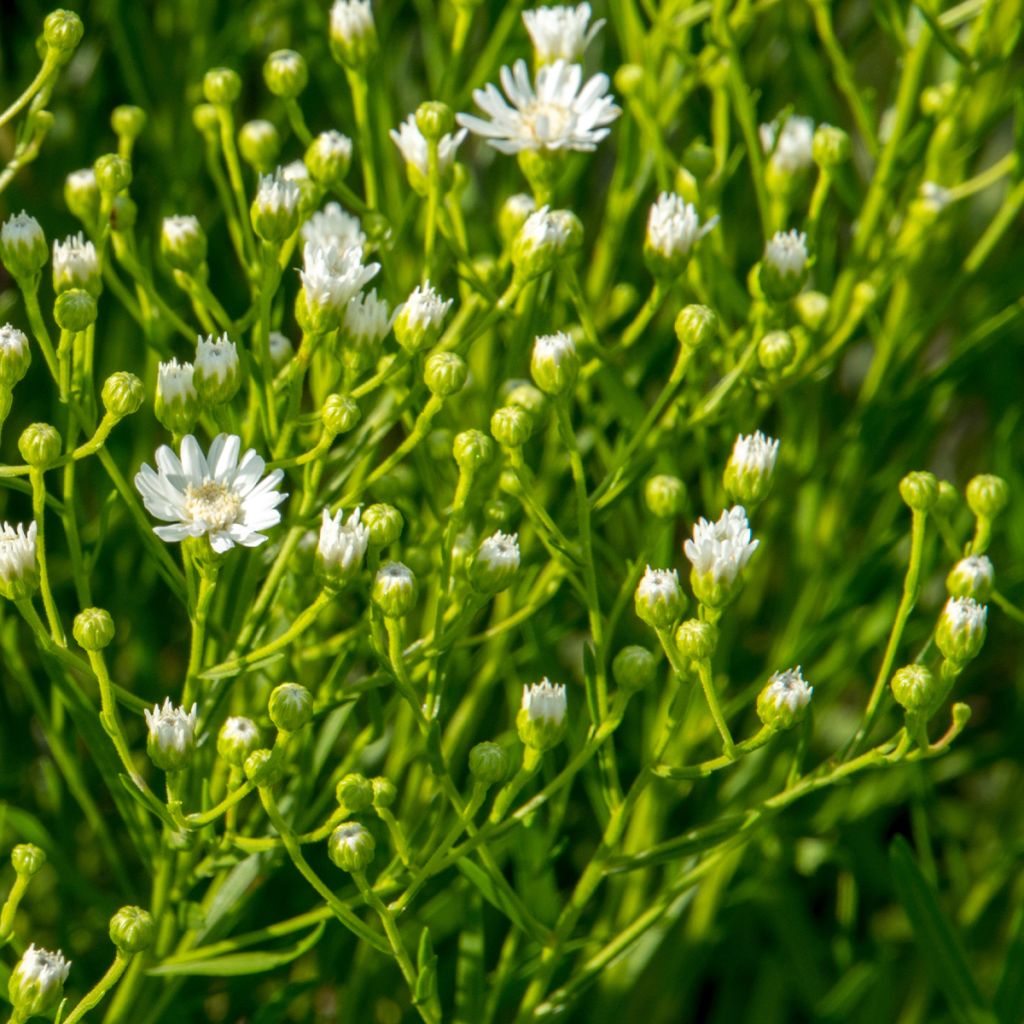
[457,58,620,154]
[221,716,259,745]
[330,0,375,47]
[530,330,578,396]
[157,357,197,405]
[764,229,808,278]
[762,667,813,714]
[301,202,365,251]
[637,566,680,603]
[523,3,604,63]
[1,210,47,276]
[684,506,759,585]
[0,324,31,384]
[393,280,452,352]
[162,215,201,246]
[194,334,238,385]
[52,231,99,292]
[134,433,287,552]
[1,210,44,248]
[255,168,301,217]
[269,331,294,367]
[646,192,717,261]
[470,530,521,592]
[281,160,310,182]
[145,698,198,771]
[342,289,392,347]
[521,678,567,724]
[634,566,685,629]
[311,129,353,169]
[300,241,381,316]
[946,555,994,600]
[9,944,71,1017]
[389,114,468,179]
[0,521,38,599]
[760,115,815,174]
[519,205,575,250]
[729,431,780,477]
[318,506,370,584]
[66,167,97,194]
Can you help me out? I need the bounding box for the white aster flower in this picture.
[725,431,780,506]
[519,205,576,249]
[134,433,287,553]
[470,531,521,592]
[300,241,381,317]
[301,202,366,251]
[936,597,988,665]
[523,3,604,63]
[330,0,376,58]
[764,229,808,278]
[457,58,620,154]
[646,192,717,263]
[158,358,195,403]
[522,677,567,723]
[684,506,759,585]
[221,716,259,745]
[393,280,453,352]
[281,160,310,182]
[760,115,815,174]
[0,323,31,385]
[389,114,467,179]
[762,667,813,713]
[193,334,240,402]
[0,521,38,600]
[946,555,994,600]
[634,565,684,629]
[9,944,71,1016]
[530,330,578,396]
[0,210,47,276]
[342,289,391,347]
[145,698,199,771]
[162,214,200,246]
[256,169,301,212]
[52,231,98,292]
[318,506,370,585]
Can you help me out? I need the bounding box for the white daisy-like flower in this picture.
[299,241,381,316]
[145,698,199,771]
[194,334,239,392]
[389,114,468,179]
[0,521,38,598]
[939,596,988,638]
[318,506,370,584]
[764,229,808,278]
[523,3,605,63]
[301,202,366,251]
[684,506,759,585]
[393,280,453,352]
[457,58,620,154]
[255,168,301,217]
[157,358,197,405]
[762,667,813,713]
[162,215,201,247]
[52,231,98,291]
[759,115,815,174]
[134,434,287,553]
[521,678,567,724]
[637,566,681,604]
[330,0,375,46]
[729,431,780,477]
[342,289,392,346]
[646,192,718,260]
[9,944,71,1010]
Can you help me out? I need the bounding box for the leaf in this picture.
[889,837,994,1024]
[455,859,548,945]
[414,927,438,1009]
[148,922,325,976]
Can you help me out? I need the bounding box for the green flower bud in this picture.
[499,193,536,247]
[469,531,520,593]
[415,101,455,141]
[635,567,685,630]
[530,331,578,397]
[43,9,84,53]
[8,945,70,1019]
[160,215,207,273]
[759,230,809,303]
[812,124,852,168]
[371,776,397,808]
[244,747,285,788]
[111,105,146,141]
[264,49,308,98]
[109,906,154,955]
[1,211,48,280]
[453,429,494,474]
[304,130,353,185]
[336,773,374,812]
[469,742,509,787]
[268,682,314,733]
[935,597,987,666]
[504,380,547,419]
[756,667,813,730]
[674,304,717,349]
[328,822,376,872]
[372,561,417,617]
[491,405,534,448]
[363,503,403,547]
[966,474,1009,520]
[517,679,568,752]
[19,422,62,467]
[192,103,220,138]
[0,325,32,386]
[54,288,97,332]
[612,645,657,692]
[322,393,361,436]
[890,664,938,714]
[644,474,686,519]
[93,153,132,194]
[269,331,294,369]
[109,194,138,233]
[724,431,780,507]
[11,843,46,877]
[899,471,939,512]
[424,351,467,397]
[203,66,242,105]
[793,291,830,333]
[683,139,715,180]
[758,330,796,370]
[101,371,145,420]
[674,618,717,659]
[217,716,261,768]
[946,555,994,602]
[73,607,114,650]
[238,119,281,174]
[64,169,100,228]
[511,207,582,281]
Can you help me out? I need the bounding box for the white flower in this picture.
[470,530,521,592]
[729,431,780,476]
[300,241,381,316]
[0,210,47,275]
[0,324,31,384]
[519,205,576,250]
[684,506,759,585]
[318,506,370,584]
[760,115,815,173]
[134,433,287,553]
[330,0,375,46]
[145,698,198,771]
[66,167,97,194]
[52,231,98,291]
[521,678,567,724]
[457,58,620,154]
[530,330,578,395]
[221,716,259,745]
[762,667,813,713]
[523,3,604,63]
[947,555,994,600]
[2,210,44,246]
[646,192,717,260]
[194,333,239,398]
[162,215,200,246]
[9,944,71,1015]
[393,281,452,352]
[301,202,366,251]
[764,229,808,278]
[281,160,310,182]
[255,168,301,217]
[637,566,680,604]
[157,358,197,404]
[389,114,467,179]
[0,521,38,599]
[342,289,391,347]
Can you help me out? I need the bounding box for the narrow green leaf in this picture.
[455,859,548,945]
[147,922,325,976]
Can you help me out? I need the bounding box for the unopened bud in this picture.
[203,67,242,106]
[322,393,361,436]
[93,153,132,194]
[890,664,938,714]
[946,555,994,602]
[328,822,376,871]
[102,371,145,419]
[19,422,62,468]
[966,474,1008,520]
[612,645,657,692]
[756,667,812,730]
[264,49,308,98]
[491,405,533,448]
[363,503,403,547]
[268,682,314,733]
[635,566,685,630]
[644,474,686,519]
[469,742,508,786]
[453,429,494,474]
[239,120,281,174]
[675,304,717,349]
[217,716,261,768]
[674,618,717,659]
[73,607,115,650]
[109,906,155,955]
[372,561,417,617]
[899,471,939,512]
[424,351,467,397]
[11,844,46,878]
[54,288,97,332]
[336,772,374,812]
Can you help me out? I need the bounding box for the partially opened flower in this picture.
[134,434,287,553]
[523,4,604,64]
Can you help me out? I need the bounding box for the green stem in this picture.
[62,953,131,1024]
[29,467,66,646]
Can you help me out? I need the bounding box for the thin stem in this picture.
[29,468,66,646]
[62,953,131,1024]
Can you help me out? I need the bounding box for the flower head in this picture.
[684,506,759,606]
[144,698,198,772]
[299,241,380,329]
[946,554,994,602]
[470,531,521,593]
[645,192,717,275]
[764,230,808,277]
[155,358,199,434]
[724,431,780,505]
[9,945,71,1019]
[341,289,392,359]
[635,566,685,629]
[0,323,32,386]
[1,210,48,278]
[134,434,287,553]
[457,58,620,154]
[301,202,365,251]
[757,667,812,730]
[936,596,988,666]
[194,333,240,404]
[217,716,262,767]
[160,214,207,271]
[0,521,38,601]
[393,281,452,352]
[518,678,568,751]
[530,331,578,396]
[329,0,378,68]
[390,114,467,189]
[318,507,370,586]
[760,115,815,174]
[372,561,417,617]
[252,168,301,241]
[512,205,582,278]
[328,821,376,871]
[523,4,605,63]
[53,231,100,295]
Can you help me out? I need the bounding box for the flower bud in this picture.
[759,230,808,303]
[0,522,39,601]
[793,292,830,333]
[109,906,154,955]
[512,207,582,280]
[192,102,220,138]
[336,772,374,812]
[946,555,994,602]
[318,507,369,587]
[194,334,241,405]
[758,330,796,370]
[612,645,657,692]
[244,747,285,787]
[53,232,100,296]
[966,474,1008,520]
[674,304,717,349]
[102,371,145,420]
[251,169,301,243]
[424,351,467,397]
[155,359,200,435]
[757,667,813,730]
[329,0,378,68]
[416,100,455,141]
[73,607,114,650]
[469,531,520,594]
[54,288,97,332]
[812,124,851,168]
[269,331,294,369]
[644,192,716,278]
[1,211,48,280]
[453,429,493,475]
[372,776,397,807]
[238,119,281,174]
[94,153,132,194]
[264,49,308,98]
[890,664,938,714]
[635,566,685,630]
[491,405,534,448]
[64,169,100,228]
[19,422,62,467]
[683,139,715,179]
[269,682,314,733]
[203,66,242,105]
[504,380,547,418]
[111,105,146,142]
[372,561,417,617]
[363,503,403,547]
[0,325,32,386]
[899,470,939,512]
[935,597,987,666]
[499,193,536,246]
[314,394,359,440]
[936,480,959,517]
[328,822,376,872]
[145,699,198,773]
[517,679,567,752]
[217,716,261,767]
[8,946,70,1019]
[305,130,353,185]
[530,331,578,397]
[161,215,207,273]
[11,844,46,877]
[469,742,509,786]
[644,474,686,519]
[724,431,780,506]
[674,618,717,659]
[684,506,759,608]
[44,9,84,53]
[393,282,452,353]
[109,194,137,233]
